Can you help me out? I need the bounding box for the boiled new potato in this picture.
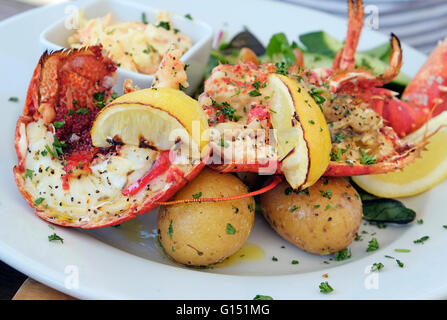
[260,178,362,254]
[157,168,255,266]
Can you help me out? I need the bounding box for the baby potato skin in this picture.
[260,178,362,254]
[157,168,255,266]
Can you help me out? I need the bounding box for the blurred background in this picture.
[2,0,447,54]
[276,0,447,54]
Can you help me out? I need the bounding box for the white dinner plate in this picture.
[1,0,446,300]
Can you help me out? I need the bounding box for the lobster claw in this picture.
[402,38,447,128]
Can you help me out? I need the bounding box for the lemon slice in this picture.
[267,74,331,189]
[353,112,447,198]
[91,88,209,152]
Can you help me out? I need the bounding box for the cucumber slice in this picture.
[299,31,343,57]
[355,53,411,88]
[360,42,391,62]
[302,52,334,69]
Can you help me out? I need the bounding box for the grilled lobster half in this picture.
[14,46,208,228]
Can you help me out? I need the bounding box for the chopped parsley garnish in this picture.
[93,91,107,108]
[396,260,404,268]
[45,144,56,158]
[291,260,299,265]
[52,137,66,157]
[413,235,429,244]
[230,80,241,97]
[157,21,171,30]
[360,149,376,165]
[44,137,67,158]
[367,238,379,252]
[248,89,262,97]
[325,204,333,211]
[369,221,387,229]
[216,105,238,121]
[289,205,298,212]
[330,148,341,161]
[110,92,118,100]
[24,169,33,180]
[344,159,354,167]
[252,78,266,91]
[76,108,89,115]
[253,295,273,300]
[332,148,346,161]
[309,120,315,125]
[334,248,351,261]
[220,139,229,148]
[334,133,345,143]
[417,219,424,224]
[443,225,447,229]
[192,192,202,199]
[371,262,384,272]
[41,150,48,156]
[274,61,288,75]
[179,83,187,91]
[143,45,155,54]
[226,223,236,235]
[34,197,45,206]
[309,88,326,105]
[48,233,64,243]
[168,220,174,239]
[141,12,148,24]
[53,121,65,129]
[272,256,278,262]
[211,98,230,108]
[394,248,411,253]
[184,13,193,20]
[8,97,18,102]
[319,281,333,294]
[320,189,332,199]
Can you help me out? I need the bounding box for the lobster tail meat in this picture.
[13,47,208,229]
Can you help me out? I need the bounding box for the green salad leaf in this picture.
[362,198,416,224]
[266,32,296,66]
[299,31,343,57]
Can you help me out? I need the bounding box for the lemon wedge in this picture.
[91,88,209,153]
[267,74,331,190]
[353,111,447,198]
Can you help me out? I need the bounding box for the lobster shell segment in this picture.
[13,47,209,229]
[402,38,447,128]
[24,46,117,123]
